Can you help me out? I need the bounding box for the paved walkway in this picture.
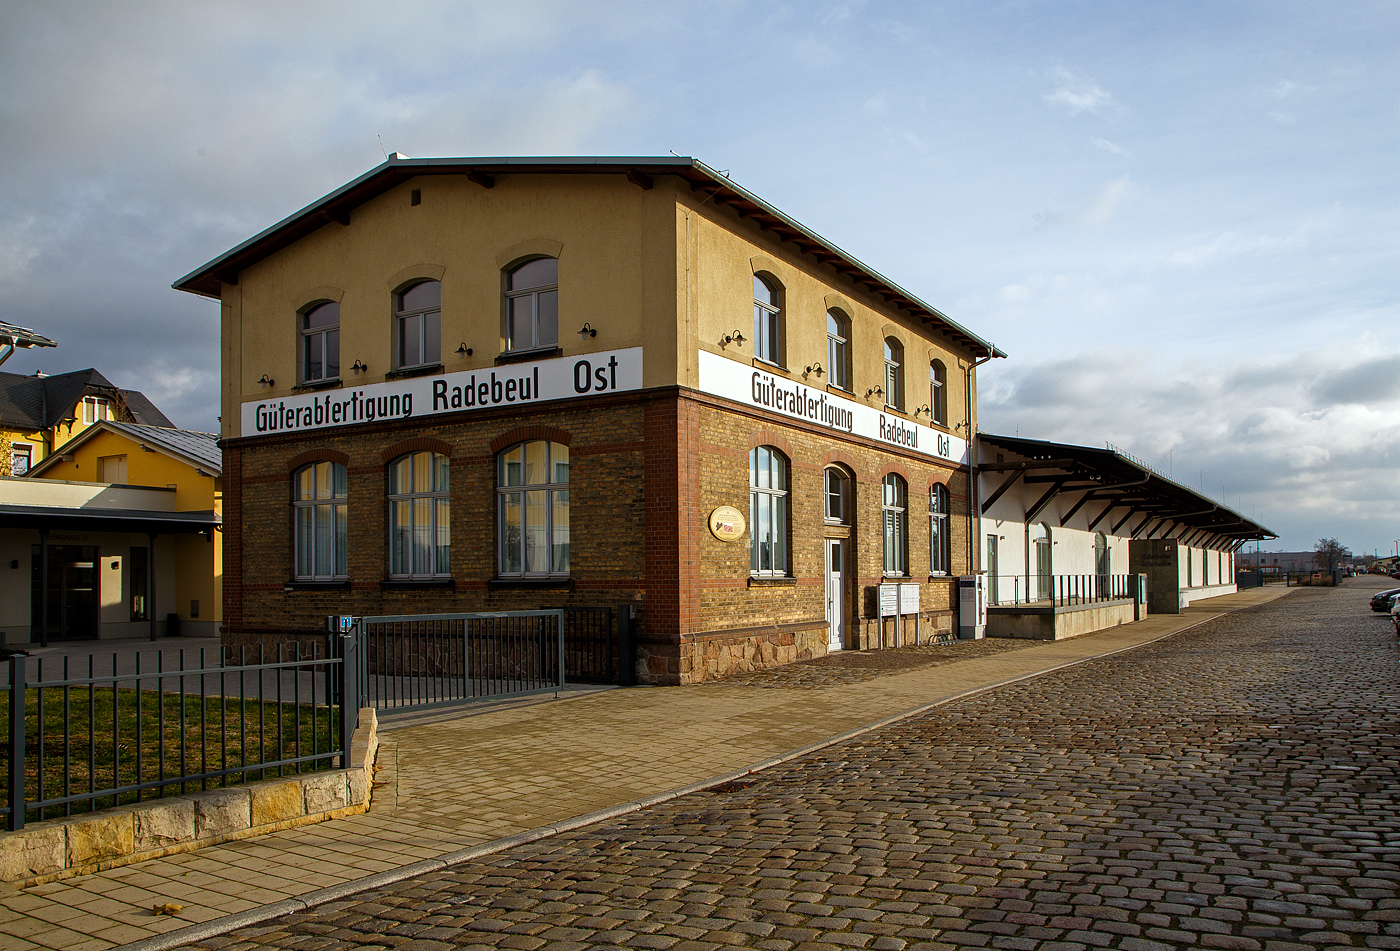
[182,579,1400,951]
[0,586,1298,951]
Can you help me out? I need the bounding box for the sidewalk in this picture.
[0,586,1294,951]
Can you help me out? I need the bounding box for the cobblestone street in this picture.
[188,583,1400,951]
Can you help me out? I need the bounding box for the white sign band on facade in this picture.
[241,348,644,435]
[696,350,968,466]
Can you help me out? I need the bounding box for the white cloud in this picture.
[1092,137,1126,155]
[1272,79,1311,99]
[1079,175,1138,225]
[1041,66,1123,117]
[980,346,1400,547]
[1165,222,1317,267]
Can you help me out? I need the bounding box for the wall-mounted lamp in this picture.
[138,444,155,453]
[804,362,825,379]
[195,468,214,477]
[913,404,932,418]
[865,385,884,399]
[257,374,274,388]
[455,343,472,357]
[721,329,747,349]
[578,322,597,339]
[350,360,368,375]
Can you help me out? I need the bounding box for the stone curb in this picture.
[111,605,1254,951]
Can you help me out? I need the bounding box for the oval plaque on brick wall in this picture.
[708,505,746,543]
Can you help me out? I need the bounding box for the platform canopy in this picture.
[978,433,1275,546]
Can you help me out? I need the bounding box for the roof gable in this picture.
[29,421,220,477]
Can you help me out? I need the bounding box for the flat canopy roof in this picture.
[173,155,1005,361]
[979,433,1275,542]
[0,504,219,535]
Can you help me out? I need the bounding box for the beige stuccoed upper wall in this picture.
[220,170,977,440]
[222,174,678,439]
[674,189,977,435]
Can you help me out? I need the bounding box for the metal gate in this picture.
[346,610,565,714]
[563,607,617,684]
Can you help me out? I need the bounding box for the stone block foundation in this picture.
[0,707,378,886]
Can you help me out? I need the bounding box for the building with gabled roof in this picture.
[1,421,221,644]
[1,368,174,477]
[175,155,1003,683]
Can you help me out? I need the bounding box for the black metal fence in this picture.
[353,610,566,714]
[1,641,354,832]
[564,607,616,684]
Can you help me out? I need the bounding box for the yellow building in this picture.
[1,367,174,476]
[0,422,221,644]
[176,155,1004,682]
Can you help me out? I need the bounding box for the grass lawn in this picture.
[0,684,341,822]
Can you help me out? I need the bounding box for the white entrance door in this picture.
[826,539,845,652]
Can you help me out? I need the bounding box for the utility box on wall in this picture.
[1129,539,1180,615]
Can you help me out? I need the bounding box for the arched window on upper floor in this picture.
[300,301,340,384]
[753,275,783,366]
[930,360,947,426]
[505,258,559,353]
[396,281,441,370]
[884,337,904,411]
[827,309,851,391]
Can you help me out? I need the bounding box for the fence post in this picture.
[337,625,359,768]
[618,604,637,687]
[8,655,25,831]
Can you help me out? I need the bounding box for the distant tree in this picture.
[1313,538,1351,570]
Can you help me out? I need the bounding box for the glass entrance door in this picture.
[31,544,99,641]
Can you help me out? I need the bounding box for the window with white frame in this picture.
[10,443,31,476]
[389,451,450,579]
[505,259,559,352]
[82,396,112,424]
[753,275,782,365]
[882,473,907,576]
[497,440,569,577]
[929,483,950,575]
[293,461,347,581]
[824,466,850,524]
[884,338,904,411]
[930,360,947,425]
[750,446,788,575]
[396,281,441,369]
[300,301,340,383]
[827,309,850,391]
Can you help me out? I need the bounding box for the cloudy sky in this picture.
[1,0,1396,556]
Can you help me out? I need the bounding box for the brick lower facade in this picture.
[223,386,972,684]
